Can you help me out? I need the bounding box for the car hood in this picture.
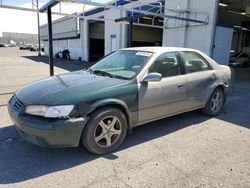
[16,71,128,105]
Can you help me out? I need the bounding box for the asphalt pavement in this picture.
[0,47,250,188]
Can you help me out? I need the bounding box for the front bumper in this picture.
[8,104,88,147]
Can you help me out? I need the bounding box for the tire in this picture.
[202,88,225,117]
[82,107,127,154]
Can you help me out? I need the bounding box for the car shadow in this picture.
[22,56,94,72]
[0,110,209,184]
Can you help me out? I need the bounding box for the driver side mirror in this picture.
[142,72,162,82]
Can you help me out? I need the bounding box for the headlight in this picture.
[25,105,74,118]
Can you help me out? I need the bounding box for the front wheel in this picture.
[82,107,127,154]
[202,88,225,116]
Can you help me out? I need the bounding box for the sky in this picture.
[0,0,98,36]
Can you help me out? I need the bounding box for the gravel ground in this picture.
[0,47,250,188]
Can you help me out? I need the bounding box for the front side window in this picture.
[91,50,152,79]
[182,51,210,73]
[149,52,182,78]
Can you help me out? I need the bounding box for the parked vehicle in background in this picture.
[19,44,26,50]
[229,52,250,67]
[7,43,16,47]
[8,47,232,154]
[30,45,39,51]
[0,42,16,47]
[0,43,8,47]
[26,44,34,50]
[19,44,34,50]
[9,40,16,47]
[0,43,12,47]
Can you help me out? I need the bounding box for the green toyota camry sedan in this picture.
[8,47,232,154]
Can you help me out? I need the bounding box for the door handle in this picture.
[178,84,185,89]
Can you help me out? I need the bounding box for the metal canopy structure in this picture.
[40,0,210,76]
[41,0,209,25]
[0,1,68,16]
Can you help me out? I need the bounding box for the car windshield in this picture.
[90,50,153,79]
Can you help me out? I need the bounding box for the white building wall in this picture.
[68,38,81,60]
[44,40,66,57]
[163,0,218,56]
[80,19,89,62]
[53,40,59,56]
[58,40,68,50]
[44,41,49,56]
[104,9,126,55]
[44,38,81,60]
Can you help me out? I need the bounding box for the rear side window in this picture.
[182,51,210,73]
[149,52,182,78]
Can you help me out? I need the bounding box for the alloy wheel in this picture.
[94,116,122,148]
[210,91,223,113]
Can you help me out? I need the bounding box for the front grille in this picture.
[9,95,25,112]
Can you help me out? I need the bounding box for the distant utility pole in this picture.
[32,0,41,56]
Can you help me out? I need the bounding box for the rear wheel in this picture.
[202,88,225,116]
[82,107,127,154]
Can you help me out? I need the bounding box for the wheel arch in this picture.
[216,84,227,103]
[86,99,131,129]
[216,84,226,93]
[207,84,227,103]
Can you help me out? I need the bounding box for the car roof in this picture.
[120,46,221,69]
[120,47,199,53]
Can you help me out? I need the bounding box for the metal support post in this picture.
[127,18,133,47]
[47,6,54,76]
[36,0,41,56]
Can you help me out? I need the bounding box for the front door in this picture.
[138,51,188,124]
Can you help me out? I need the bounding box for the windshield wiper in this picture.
[111,75,130,80]
[92,70,113,78]
[90,69,129,80]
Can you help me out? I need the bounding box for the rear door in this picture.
[180,51,216,108]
